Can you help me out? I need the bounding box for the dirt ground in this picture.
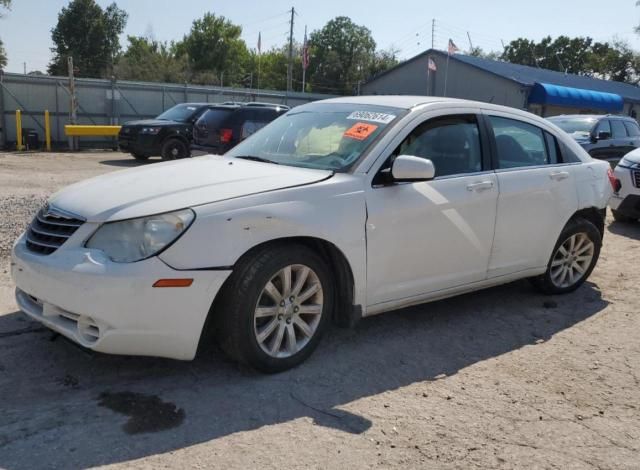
[0,151,639,470]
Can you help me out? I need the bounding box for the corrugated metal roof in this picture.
[367,49,640,103]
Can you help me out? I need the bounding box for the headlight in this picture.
[86,209,195,262]
[141,127,161,135]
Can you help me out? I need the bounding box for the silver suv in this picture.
[548,115,640,163]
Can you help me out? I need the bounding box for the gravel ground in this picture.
[0,150,639,469]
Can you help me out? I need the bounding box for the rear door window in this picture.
[624,121,640,137]
[611,120,628,138]
[488,116,550,168]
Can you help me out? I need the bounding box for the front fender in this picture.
[159,177,368,307]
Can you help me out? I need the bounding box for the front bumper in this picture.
[11,235,231,360]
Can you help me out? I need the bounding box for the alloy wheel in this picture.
[549,232,595,289]
[253,264,324,358]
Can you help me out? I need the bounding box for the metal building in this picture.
[362,49,640,118]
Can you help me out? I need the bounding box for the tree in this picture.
[114,36,188,83]
[308,16,377,94]
[48,0,128,78]
[175,13,249,86]
[368,48,400,79]
[502,36,640,84]
[0,0,10,69]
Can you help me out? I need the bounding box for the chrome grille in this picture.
[25,205,84,255]
[633,170,640,188]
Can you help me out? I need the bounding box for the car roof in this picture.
[548,114,634,121]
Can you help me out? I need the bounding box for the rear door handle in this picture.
[466,181,494,192]
[549,171,570,181]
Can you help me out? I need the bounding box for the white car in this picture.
[11,97,613,372]
[609,149,640,222]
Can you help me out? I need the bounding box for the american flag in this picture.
[302,32,310,70]
[428,57,437,72]
[448,39,459,56]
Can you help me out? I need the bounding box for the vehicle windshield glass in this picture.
[549,117,597,137]
[156,104,202,122]
[225,103,406,171]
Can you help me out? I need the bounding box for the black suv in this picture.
[548,114,640,163]
[118,103,219,161]
[191,103,288,155]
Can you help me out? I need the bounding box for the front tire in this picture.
[161,138,189,161]
[531,218,601,295]
[216,244,333,373]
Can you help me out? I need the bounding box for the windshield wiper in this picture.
[235,156,280,165]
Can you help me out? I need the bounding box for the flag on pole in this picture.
[302,31,310,70]
[428,57,437,72]
[448,39,459,56]
[257,32,262,54]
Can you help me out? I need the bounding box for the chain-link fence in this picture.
[0,72,335,150]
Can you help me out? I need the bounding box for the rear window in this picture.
[624,121,640,137]
[198,109,233,128]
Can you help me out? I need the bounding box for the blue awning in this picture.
[528,82,624,113]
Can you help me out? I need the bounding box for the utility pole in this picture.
[431,19,435,50]
[67,56,78,150]
[23,62,26,75]
[287,6,295,97]
[467,32,474,52]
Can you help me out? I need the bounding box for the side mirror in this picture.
[596,131,611,141]
[391,155,435,182]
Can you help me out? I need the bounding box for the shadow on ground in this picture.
[99,158,158,167]
[0,280,608,469]
[607,219,640,241]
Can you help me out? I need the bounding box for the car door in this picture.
[610,119,632,160]
[485,112,579,278]
[623,120,640,154]
[589,119,618,162]
[365,113,498,307]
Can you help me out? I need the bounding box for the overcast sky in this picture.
[2,0,640,74]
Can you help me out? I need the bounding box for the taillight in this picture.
[607,168,621,192]
[220,128,233,143]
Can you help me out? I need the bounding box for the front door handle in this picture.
[549,171,569,181]
[466,181,494,192]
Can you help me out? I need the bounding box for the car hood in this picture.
[49,156,333,222]
[621,148,640,165]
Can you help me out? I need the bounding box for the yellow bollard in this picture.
[16,109,23,151]
[44,110,52,152]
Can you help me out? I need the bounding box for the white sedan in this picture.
[11,96,613,372]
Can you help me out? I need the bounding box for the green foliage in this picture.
[48,0,128,78]
[369,48,400,78]
[0,38,6,69]
[502,36,639,84]
[0,0,9,69]
[175,13,250,86]
[114,36,188,83]
[308,16,377,94]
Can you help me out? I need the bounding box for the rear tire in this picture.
[612,209,634,223]
[215,244,333,373]
[161,138,189,161]
[131,152,149,161]
[530,218,601,295]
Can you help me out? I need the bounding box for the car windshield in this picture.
[549,117,597,136]
[225,103,405,171]
[156,104,202,122]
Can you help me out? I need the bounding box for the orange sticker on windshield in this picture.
[344,122,378,141]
